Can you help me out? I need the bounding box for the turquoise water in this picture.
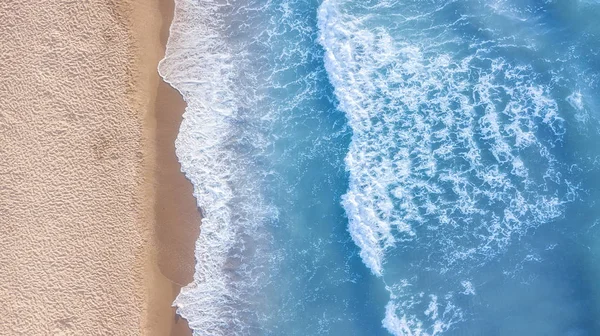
[159,0,600,335]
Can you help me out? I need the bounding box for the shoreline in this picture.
[143,0,198,334]
[0,0,198,334]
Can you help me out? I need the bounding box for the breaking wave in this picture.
[318,0,575,334]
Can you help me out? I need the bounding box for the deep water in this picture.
[159,0,600,335]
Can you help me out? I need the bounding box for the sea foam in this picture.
[318,0,571,334]
[158,0,593,334]
[159,0,275,334]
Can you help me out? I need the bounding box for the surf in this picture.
[160,0,600,334]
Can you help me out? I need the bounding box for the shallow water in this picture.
[159,0,600,334]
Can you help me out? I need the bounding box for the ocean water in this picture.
[159,0,600,335]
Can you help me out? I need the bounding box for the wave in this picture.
[158,0,595,333]
[158,0,275,334]
[317,0,572,334]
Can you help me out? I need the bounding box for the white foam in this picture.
[318,0,570,334]
[382,284,463,336]
[159,0,275,334]
[567,91,584,111]
[319,0,566,271]
[460,281,476,296]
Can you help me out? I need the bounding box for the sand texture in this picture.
[0,0,197,335]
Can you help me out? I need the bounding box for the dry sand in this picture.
[0,0,198,335]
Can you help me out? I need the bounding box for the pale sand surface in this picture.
[0,0,197,335]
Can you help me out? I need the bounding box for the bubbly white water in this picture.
[317,0,572,334]
[159,0,600,334]
[159,1,276,334]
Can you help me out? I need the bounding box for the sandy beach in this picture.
[0,0,198,335]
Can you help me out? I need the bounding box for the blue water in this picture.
[159,0,600,335]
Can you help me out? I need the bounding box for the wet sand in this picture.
[146,0,199,335]
[0,0,198,334]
